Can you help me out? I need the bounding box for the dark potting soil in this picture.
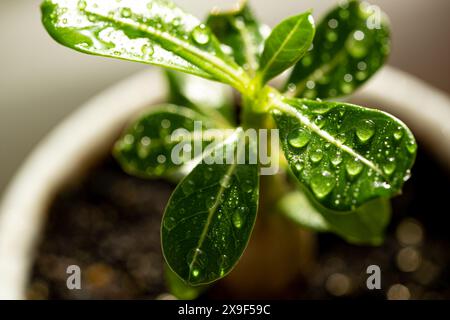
[27,146,450,300]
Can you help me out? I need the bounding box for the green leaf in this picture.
[273,97,416,211]
[162,128,259,285]
[41,0,248,89]
[113,104,230,180]
[279,190,391,245]
[165,70,235,127]
[164,264,207,299]
[286,0,390,99]
[206,1,268,75]
[257,11,315,84]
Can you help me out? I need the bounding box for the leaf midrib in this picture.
[187,129,243,281]
[85,8,248,91]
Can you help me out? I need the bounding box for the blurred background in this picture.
[0,0,449,195]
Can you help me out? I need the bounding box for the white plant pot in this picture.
[0,67,449,300]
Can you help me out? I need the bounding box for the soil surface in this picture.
[27,146,450,300]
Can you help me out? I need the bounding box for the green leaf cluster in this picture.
[41,0,416,290]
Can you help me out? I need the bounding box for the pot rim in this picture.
[0,66,449,299]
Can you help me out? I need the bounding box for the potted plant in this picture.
[1,0,449,300]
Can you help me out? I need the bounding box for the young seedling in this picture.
[41,0,416,294]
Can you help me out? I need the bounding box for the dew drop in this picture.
[218,254,229,276]
[87,14,97,22]
[331,153,343,166]
[137,143,150,159]
[394,129,404,140]
[191,269,200,278]
[163,216,176,231]
[141,136,151,146]
[77,0,87,10]
[220,174,231,188]
[354,30,365,41]
[337,132,347,143]
[340,83,354,94]
[406,141,417,154]
[328,18,339,29]
[242,181,253,194]
[346,32,368,58]
[232,212,242,229]
[314,115,326,128]
[356,119,376,142]
[344,73,353,82]
[383,162,396,176]
[142,43,154,57]
[304,90,317,99]
[182,180,195,195]
[356,71,367,81]
[157,154,166,164]
[187,248,207,267]
[326,31,338,42]
[346,158,363,177]
[294,162,303,173]
[232,208,245,229]
[306,80,316,89]
[339,9,350,19]
[161,119,171,129]
[288,129,311,148]
[310,149,324,163]
[120,7,132,18]
[192,25,210,45]
[357,61,367,70]
[206,196,216,209]
[302,55,313,67]
[124,134,134,145]
[287,83,297,93]
[311,171,336,199]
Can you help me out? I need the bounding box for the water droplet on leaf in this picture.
[394,129,404,140]
[78,0,87,10]
[182,180,195,195]
[311,171,336,198]
[142,44,154,57]
[331,153,343,166]
[220,174,231,188]
[406,141,417,154]
[120,7,132,18]
[232,208,245,229]
[192,25,210,45]
[346,158,363,177]
[356,120,376,142]
[310,149,324,163]
[383,162,396,176]
[164,216,176,231]
[288,129,311,148]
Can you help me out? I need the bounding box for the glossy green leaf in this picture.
[258,11,315,84]
[41,0,248,89]
[273,97,416,211]
[279,190,391,245]
[113,104,231,180]
[162,128,259,285]
[286,0,390,99]
[164,264,207,299]
[206,1,268,75]
[166,70,235,127]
